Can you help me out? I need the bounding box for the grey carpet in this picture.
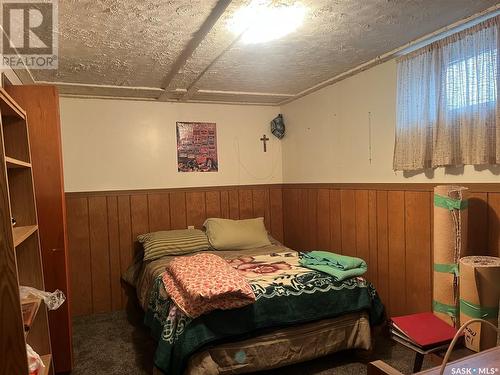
[72,310,470,375]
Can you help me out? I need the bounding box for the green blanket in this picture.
[299,251,367,281]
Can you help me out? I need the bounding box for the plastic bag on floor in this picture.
[20,286,66,310]
[27,344,45,374]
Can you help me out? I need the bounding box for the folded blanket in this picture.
[299,251,367,281]
[162,253,256,318]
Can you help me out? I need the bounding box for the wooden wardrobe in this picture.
[6,85,73,373]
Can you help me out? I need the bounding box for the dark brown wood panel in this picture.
[368,191,378,287]
[306,189,318,250]
[316,189,330,249]
[269,188,284,243]
[117,195,132,305]
[220,191,230,219]
[107,196,122,312]
[67,183,500,318]
[404,191,432,313]
[279,184,500,317]
[67,197,92,316]
[66,185,284,316]
[329,189,342,251]
[340,190,356,256]
[238,189,253,219]
[186,192,206,229]
[205,191,221,219]
[252,189,270,227]
[283,188,300,249]
[88,196,111,313]
[228,190,239,219]
[169,192,187,229]
[147,193,171,232]
[387,191,406,316]
[355,190,370,269]
[376,191,389,311]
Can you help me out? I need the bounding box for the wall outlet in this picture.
[187,225,195,230]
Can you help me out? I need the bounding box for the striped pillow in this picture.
[138,229,209,261]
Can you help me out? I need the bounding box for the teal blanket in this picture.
[299,251,367,281]
[144,251,384,375]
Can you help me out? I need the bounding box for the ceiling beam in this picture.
[158,0,233,101]
[181,85,200,101]
[176,31,244,102]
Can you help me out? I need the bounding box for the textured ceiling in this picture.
[31,0,498,104]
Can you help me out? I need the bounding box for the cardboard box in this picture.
[459,256,500,352]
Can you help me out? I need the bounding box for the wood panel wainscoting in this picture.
[65,183,500,318]
[282,183,500,318]
[65,184,284,316]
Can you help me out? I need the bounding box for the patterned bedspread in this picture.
[144,251,385,375]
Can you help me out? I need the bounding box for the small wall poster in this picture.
[176,122,218,172]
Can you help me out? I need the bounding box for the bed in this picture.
[126,241,385,375]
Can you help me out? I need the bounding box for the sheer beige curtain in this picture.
[393,16,499,171]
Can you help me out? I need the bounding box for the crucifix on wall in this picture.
[260,134,269,152]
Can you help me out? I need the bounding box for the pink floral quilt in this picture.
[162,253,256,318]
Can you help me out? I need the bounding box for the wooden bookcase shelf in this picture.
[6,156,31,169]
[40,354,52,375]
[0,86,54,374]
[13,225,38,247]
[22,297,42,337]
[0,88,26,119]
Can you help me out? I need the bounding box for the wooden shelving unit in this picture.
[13,225,39,247]
[0,87,54,374]
[5,156,31,169]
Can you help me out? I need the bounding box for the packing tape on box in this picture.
[433,300,458,317]
[459,299,499,320]
[433,185,469,327]
[434,263,459,276]
[434,194,469,211]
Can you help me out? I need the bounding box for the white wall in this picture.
[281,60,500,183]
[60,98,282,192]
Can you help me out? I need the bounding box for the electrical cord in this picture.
[233,137,281,182]
[439,318,500,375]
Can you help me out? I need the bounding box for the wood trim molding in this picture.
[65,183,500,198]
[65,183,284,198]
[281,183,500,193]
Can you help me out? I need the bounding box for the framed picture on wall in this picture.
[176,122,218,172]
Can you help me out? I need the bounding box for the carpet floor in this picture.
[71,310,469,375]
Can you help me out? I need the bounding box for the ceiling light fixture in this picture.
[228,0,306,44]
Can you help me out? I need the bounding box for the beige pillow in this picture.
[203,217,271,250]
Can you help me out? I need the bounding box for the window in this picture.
[393,17,499,171]
[445,49,497,110]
